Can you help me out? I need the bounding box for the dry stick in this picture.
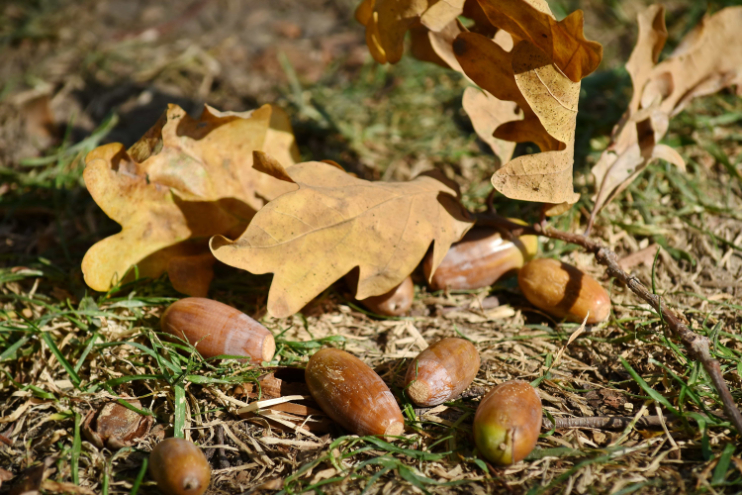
[543,416,664,430]
[475,213,742,436]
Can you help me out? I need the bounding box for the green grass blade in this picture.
[620,357,679,415]
[712,443,736,485]
[74,331,99,373]
[40,331,81,387]
[130,457,148,495]
[173,383,186,438]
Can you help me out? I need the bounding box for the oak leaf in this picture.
[355,0,431,64]
[589,6,742,228]
[454,32,580,210]
[409,19,464,71]
[462,87,518,165]
[355,0,600,212]
[411,23,520,165]
[82,104,299,295]
[420,0,466,32]
[474,0,602,82]
[211,153,474,318]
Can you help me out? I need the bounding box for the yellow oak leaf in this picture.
[454,32,561,153]
[211,153,474,317]
[420,0,466,32]
[625,5,667,114]
[492,41,580,208]
[454,33,578,209]
[462,87,518,165]
[82,104,299,294]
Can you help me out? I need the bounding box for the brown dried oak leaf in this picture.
[356,0,465,64]
[211,152,474,317]
[82,104,299,296]
[454,26,582,212]
[589,6,742,228]
[82,399,152,449]
[473,0,601,82]
[408,20,520,165]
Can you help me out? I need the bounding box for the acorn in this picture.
[161,298,275,362]
[404,338,480,407]
[149,438,211,495]
[518,259,611,324]
[474,380,542,466]
[305,348,404,438]
[359,276,414,316]
[423,226,538,291]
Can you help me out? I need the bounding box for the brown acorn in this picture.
[404,338,480,407]
[424,227,538,291]
[161,298,275,362]
[149,438,211,495]
[305,348,404,438]
[518,259,611,324]
[474,380,542,466]
[359,276,414,316]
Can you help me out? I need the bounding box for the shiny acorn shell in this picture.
[149,438,211,495]
[424,227,538,291]
[518,259,611,324]
[359,276,414,316]
[404,338,480,407]
[305,348,404,438]
[474,380,542,466]
[161,297,275,362]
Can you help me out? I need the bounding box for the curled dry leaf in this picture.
[355,0,600,213]
[454,32,560,153]
[473,0,602,83]
[462,88,518,165]
[420,0,466,32]
[356,0,482,64]
[590,6,742,229]
[82,104,299,295]
[211,152,473,317]
[454,32,581,211]
[412,22,520,165]
[82,399,153,449]
[409,18,464,71]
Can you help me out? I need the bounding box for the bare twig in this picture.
[215,425,230,469]
[543,415,665,430]
[475,212,742,436]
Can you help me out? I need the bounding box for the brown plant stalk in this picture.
[543,416,664,430]
[474,212,742,436]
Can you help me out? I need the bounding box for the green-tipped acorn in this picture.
[474,380,542,465]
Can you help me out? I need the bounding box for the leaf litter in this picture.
[1,0,742,494]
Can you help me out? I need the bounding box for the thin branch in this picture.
[475,213,742,436]
[543,415,665,430]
